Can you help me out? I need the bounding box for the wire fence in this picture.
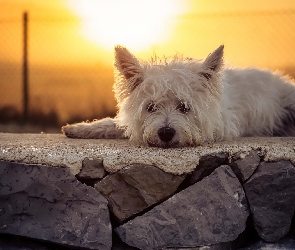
[0,13,117,132]
[1,10,295,132]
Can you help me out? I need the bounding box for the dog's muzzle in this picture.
[158,127,176,143]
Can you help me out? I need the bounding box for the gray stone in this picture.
[187,153,228,185]
[240,238,295,249]
[165,242,232,249]
[76,157,106,179]
[0,160,111,250]
[95,164,185,223]
[0,234,66,250]
[230,151,260,182]
[116,165,249,250]
[244,160,295,242]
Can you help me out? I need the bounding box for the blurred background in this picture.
[1,0,295,133]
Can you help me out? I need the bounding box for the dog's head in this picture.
[114,45,224,147]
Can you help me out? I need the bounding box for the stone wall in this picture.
[0,134,295,249]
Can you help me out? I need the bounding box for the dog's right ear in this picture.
[201,45,224,79]
[115,46,143,92]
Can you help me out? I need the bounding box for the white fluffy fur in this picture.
[62,45,295,147]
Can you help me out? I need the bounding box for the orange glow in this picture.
[66,0,187,52]
[1,0,295,127]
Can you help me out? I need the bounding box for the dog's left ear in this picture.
[115,46,143,91]
[200,45,224,79]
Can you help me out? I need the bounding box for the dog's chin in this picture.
[146,139,194,148]
[147,142,178,148]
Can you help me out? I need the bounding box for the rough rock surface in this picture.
[95,164,185,223]
[240,238,295,249]
[116,165,249,249]
[165,242,232,250]
[1,133,295,249]
[0,234,69,250]
[244,160,295,242]
[186,152,228,185]
[230,151,260,182]
[76,157,106,179]
[0,160,112,250]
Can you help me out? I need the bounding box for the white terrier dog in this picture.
[62,45,295,147]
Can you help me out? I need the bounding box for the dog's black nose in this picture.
[158,127,176,142]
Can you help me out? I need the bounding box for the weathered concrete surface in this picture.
[0,133,295,175]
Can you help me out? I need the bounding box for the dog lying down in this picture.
[62,45,295,147]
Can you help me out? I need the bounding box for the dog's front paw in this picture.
[62,124,80,138]
[62,118,126,139]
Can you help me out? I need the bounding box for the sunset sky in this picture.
[1,0,295,125]
[1,0,295,67]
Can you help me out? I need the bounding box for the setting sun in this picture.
[66,0,186,51]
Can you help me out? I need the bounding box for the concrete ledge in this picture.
[0,133,295,175]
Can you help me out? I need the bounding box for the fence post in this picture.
[22,12,29,123]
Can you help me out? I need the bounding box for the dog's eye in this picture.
[147,103,157,113]
[200,72,212,80]
[176,102,190,114]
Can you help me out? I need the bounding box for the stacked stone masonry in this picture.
[1,135,295,249]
